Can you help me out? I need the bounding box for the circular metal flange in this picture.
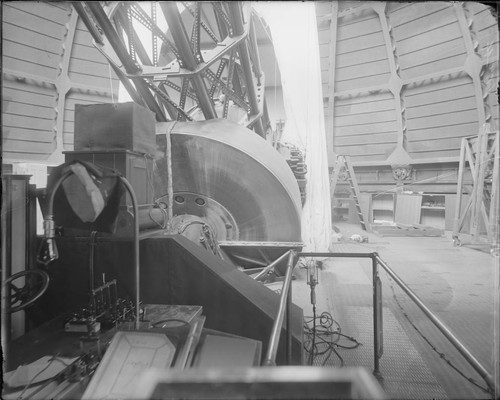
[157,119,302,243]
[172,191,239,241]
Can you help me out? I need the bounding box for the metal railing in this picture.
[298,251,496,395]
[262,250,296,366]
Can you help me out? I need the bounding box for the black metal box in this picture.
[74,102,156,154]
[64,150,154,206]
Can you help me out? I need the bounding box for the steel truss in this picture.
[453,128,499,251]
[74,1,269,137]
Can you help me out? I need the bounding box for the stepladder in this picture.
[331,154,370,231]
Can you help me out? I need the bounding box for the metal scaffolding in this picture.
[74,2,270,137]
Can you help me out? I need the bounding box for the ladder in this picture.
[330,154,370,231]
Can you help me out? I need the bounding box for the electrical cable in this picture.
[303,310,362,367]
[15,354,73,400]
[148,202,168,229]
[108,64,115,105]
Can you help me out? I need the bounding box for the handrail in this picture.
[118,176,141,330]
[254,250,293,281]
[262,250,295,366]
[373,253,496,394]
[300,251,382,375]
[298,251,496,395]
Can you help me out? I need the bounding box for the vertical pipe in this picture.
[473,127,488,240]
[27,184,37,268]
[372,256,381,377]
[118,177,141,330]
[495,247,500,399]
[263,250,295,366]
[470,130,483,236]
[161,2,217,120]
[1,177,13,365]
[453,138,466,240]
[89,231,97,292]
[286,281,292,365]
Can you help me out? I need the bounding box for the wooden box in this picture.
[74,102,156,155]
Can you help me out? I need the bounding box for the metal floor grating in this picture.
[340,306,447,399]
[292,225,497,400]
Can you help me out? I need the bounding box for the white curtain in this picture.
[255,2,332,251]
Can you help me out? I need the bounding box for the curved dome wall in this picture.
[2,2,119,164]
[1,2,283,166]
[317,1,498,191]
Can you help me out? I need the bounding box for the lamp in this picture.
[36,165,141,329]
[37,216,58,266]
[37,170,72,266]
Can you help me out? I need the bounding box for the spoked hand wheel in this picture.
[3,269,50,313]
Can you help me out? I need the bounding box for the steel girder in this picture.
[73,1,269,136]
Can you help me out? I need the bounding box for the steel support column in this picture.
[228,3,265,137]
[161,2,217,120]
[72,2,104,45]
[73,3,144,106]
[249,18,263,84]
[263,251,296,366]
[85,2,167,121]
[86,2,141,73]
[372,257,382,377]
[286,279,292,364]
[115,7,153,66]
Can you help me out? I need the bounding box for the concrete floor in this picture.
[273,222,499,400]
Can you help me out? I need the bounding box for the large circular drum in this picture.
[157,119,301,243]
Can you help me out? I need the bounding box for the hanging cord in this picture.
[108,64,115,104]
[144,155,169,229]
[388,277,492,396]
[148,202,168,229]
[308,303,317,365]
[301,258,361,366]
[274,36,278,137]
[145,155,156,201]
[200,224,224,259]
